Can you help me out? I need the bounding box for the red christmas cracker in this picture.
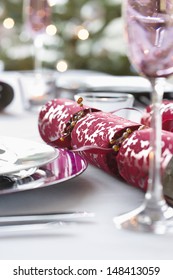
[141,100,173,132]
[38,98,98,149]
[38,98,173,192]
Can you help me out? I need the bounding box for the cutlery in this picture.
[0,211,95,232]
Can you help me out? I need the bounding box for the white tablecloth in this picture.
[0,72,173,260]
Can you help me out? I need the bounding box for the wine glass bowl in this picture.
[24,0,51,38]
[114,0,173,234]
[23,0,52,70]
[124,0,173,78]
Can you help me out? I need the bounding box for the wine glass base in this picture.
[113,204,173,235]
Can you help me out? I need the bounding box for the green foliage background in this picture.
[0,0,133,75]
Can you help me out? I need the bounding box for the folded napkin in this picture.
[38,98,173,195]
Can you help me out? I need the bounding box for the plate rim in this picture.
[0,148,88,195]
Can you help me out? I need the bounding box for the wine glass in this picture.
[113,0,173,234]
[21,0,56,111]
[23,0,51,71]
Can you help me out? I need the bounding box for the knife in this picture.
[0,211,95,232]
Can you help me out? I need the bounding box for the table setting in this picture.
[1,70,173,259]
[1,0,173,261]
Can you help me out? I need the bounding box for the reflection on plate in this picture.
[0,136,58,175]
[0,149,87,194]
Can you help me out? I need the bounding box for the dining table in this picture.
[0,70,173,261]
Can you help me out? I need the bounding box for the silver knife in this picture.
[0,211,95,232]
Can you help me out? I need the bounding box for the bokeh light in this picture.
[46,24,57,36]
[56,60,68,72]
[77,27,89,40]
[3,17,15,29]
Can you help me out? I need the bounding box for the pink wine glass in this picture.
[23,0,51,71]
[114,0,173,234]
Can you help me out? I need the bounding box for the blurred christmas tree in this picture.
[0,0,133,75]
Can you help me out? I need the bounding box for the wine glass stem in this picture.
[145,77,165,208]
[34,36,43,72]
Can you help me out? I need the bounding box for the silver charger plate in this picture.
[0,136,58,175]
[0,148,87,194]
